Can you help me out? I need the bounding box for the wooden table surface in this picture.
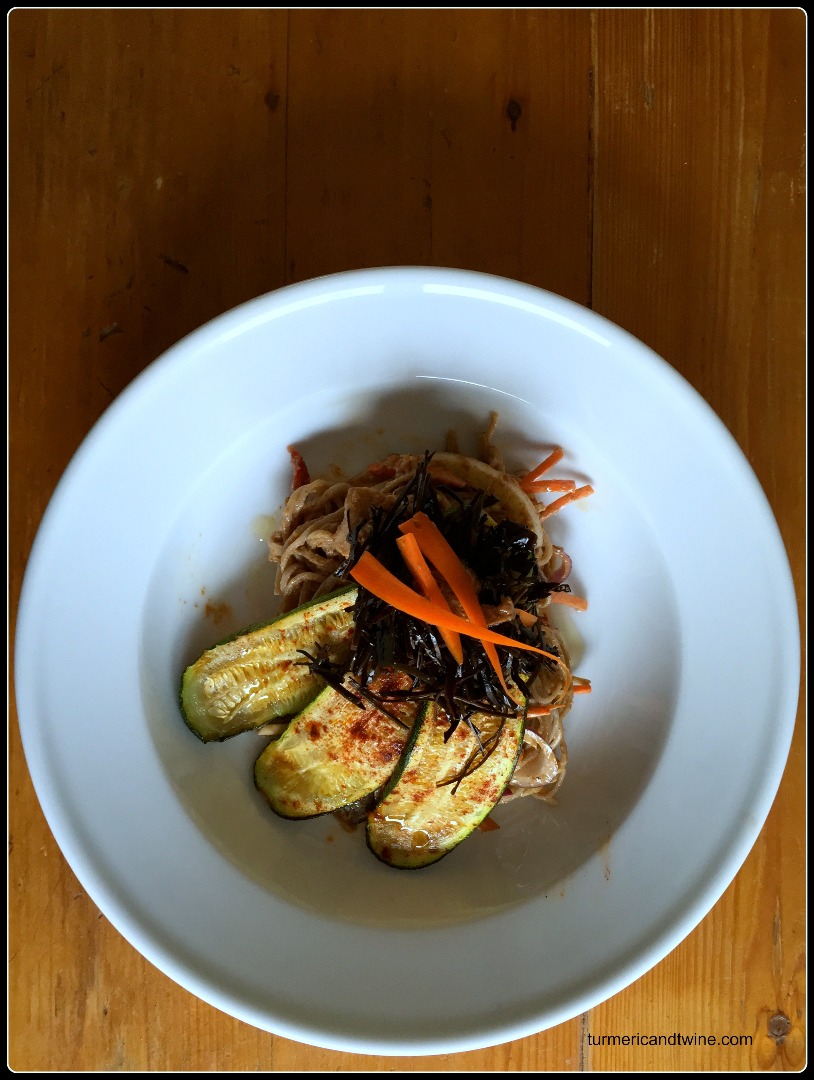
[9,9,805,1072]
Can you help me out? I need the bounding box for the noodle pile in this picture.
[267,420,586,806]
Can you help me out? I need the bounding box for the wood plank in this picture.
[589,9,805,1071]
[426,9,593,301]
[285,10,435,282]
[9,7,804,1072]
[8,9,289,1071]
[9,7,289,623]
[285,10,593,301]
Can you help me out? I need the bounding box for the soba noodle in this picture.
[267,422,584,805]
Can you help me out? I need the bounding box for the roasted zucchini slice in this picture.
[367,690,526,869]
[254,674,417,818]
[180,587,356,742]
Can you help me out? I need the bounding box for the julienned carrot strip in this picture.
[478,815,500,832]
[527,680,591,715]
[399,513,478,611]
[399,512,508,693]
[520,447,564,488]
[349,552,568,676]
[540,484,594,519]
[396,533,464,665]
[548,591,588,612]
[523,479,577,494]
[516,608,539,628]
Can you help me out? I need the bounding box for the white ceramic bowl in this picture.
[15,268,799,1054]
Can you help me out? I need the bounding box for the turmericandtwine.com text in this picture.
[587,1033,753,1047]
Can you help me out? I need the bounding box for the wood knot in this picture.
[506,99,522,132]
[768,1012,791,1042]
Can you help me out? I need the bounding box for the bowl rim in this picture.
[14,266,801,1055]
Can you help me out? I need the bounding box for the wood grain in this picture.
[589,11,806,1071]
[9,9,805,1071]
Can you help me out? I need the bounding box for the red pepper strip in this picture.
[396,533,464,665]
[399,512,508,693]
[367,461,398,480]
[286,446,311,491]
[349,552,569,681]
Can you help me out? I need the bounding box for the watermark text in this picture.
[587,1033,753,1047]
